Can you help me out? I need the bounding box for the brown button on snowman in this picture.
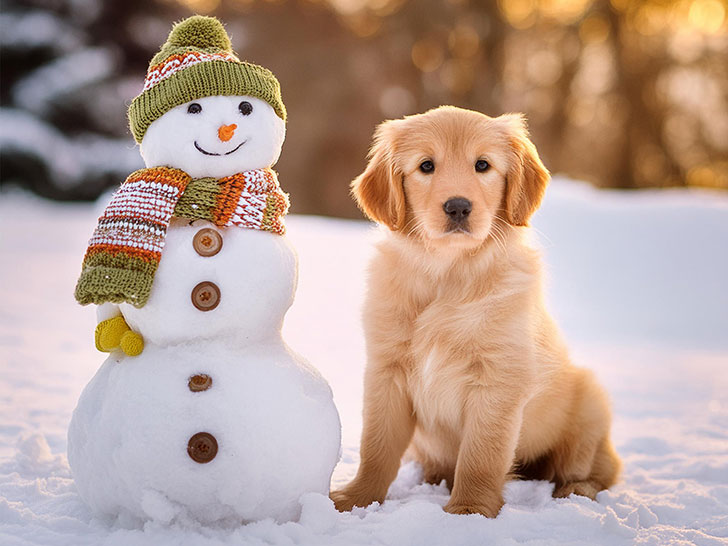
[69,16,341,525]
[193,228,223,257]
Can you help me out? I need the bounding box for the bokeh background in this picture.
[1,0,727,218]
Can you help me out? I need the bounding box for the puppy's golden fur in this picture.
[330,106,620,518]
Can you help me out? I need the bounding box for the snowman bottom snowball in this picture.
[68,342,341,524]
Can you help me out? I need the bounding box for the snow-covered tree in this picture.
[0,0,178,199]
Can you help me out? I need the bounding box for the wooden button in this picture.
[188,374,212,392]
[193,228,222,257]
[191,281,220,311]
[187,432,218,464]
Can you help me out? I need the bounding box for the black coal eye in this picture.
[475,159,490,172]
[187,103,202,114]
[419,160,435,173]
[238,101,253,115]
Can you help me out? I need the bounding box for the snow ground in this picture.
[0,179,727,545]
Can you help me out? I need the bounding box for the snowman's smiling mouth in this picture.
[194,140,247,156]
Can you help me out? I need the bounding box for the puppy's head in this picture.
[352,106,549,250]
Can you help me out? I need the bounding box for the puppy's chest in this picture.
[408,346,470,432]
[405,291,514,432]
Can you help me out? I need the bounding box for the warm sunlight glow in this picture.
[341,11,382,37]
[411,38,444,72]
[178,0,221,13]
[498,0,537,29]
[688,0,726,33]
[540,0,594,24]
[579,14,610,43]
[448,24,480,59]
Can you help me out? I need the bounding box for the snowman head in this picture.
[128,15,287,177]
[140,95,286,178]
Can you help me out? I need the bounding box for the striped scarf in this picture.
[74,166,289,308]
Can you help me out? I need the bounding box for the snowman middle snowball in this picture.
[68,15,341,525]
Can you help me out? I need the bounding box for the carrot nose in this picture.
[218,124,237,142]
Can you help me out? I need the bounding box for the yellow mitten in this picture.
[119,330,144,356]
[95,317,129,352]
[94,316,144,356]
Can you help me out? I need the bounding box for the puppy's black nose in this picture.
[443,197,472,222]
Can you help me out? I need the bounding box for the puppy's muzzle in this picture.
[443,197,472,231]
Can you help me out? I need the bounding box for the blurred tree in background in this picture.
[1,0,726,217]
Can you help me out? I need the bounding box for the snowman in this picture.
[69,15,341,524]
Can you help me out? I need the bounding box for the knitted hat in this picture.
[128,15,286,143]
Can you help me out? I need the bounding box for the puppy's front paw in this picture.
[444,497,504,518]
[330,486,381,512]
[329,489,356,512]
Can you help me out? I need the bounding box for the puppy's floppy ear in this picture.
[502,114,550,226]
[351,120,407,231]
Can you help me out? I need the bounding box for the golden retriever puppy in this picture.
[330,105,620,518]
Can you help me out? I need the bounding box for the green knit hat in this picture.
[128,15,286,143]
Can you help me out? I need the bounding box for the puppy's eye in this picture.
[419,160,435,174]
[238,101,253,115]
[475,159,490,172]
[187,103,202,114]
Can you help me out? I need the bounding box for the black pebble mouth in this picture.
[194,140,247,156]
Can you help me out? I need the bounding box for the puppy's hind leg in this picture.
[552,438,620,499]
[423,464,454,490]
[418,453,455,490]
[404,434,456,490]
[550,369,621,500]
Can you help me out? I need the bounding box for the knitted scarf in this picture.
[74,166,289,308]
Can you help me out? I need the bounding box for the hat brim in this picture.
[128,59,286,143]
